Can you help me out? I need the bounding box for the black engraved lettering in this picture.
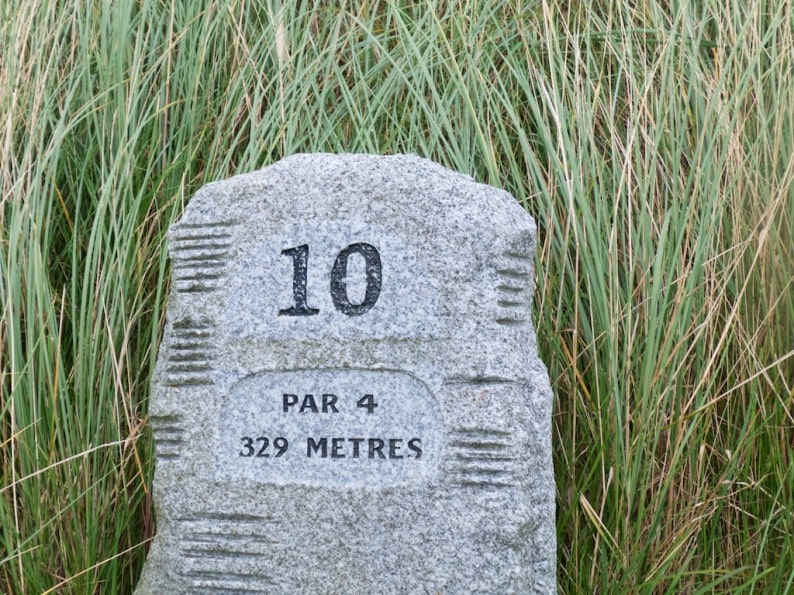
[330,243,382,316]
[279,244,319,316]
[408,438,423,459]
[255,436,270,457]
[331,437,345,458]
[307,437,327,458]
[356,394,378,414]
[350,438,365,458]
[283,393,298,412]
[239,437,254,457]
[389,438,403,459]
[368,438,386,459]
[322,394,339,413]
[299,394,319,413]
[273,437,289,456]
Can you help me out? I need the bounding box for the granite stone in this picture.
[135,154,556,594]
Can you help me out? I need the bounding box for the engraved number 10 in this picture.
[279,243,382,317]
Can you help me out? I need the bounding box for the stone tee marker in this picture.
[136,154,556,593]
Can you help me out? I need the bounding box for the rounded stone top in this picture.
[178,153,534,241]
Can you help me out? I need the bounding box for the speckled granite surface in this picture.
[135,154,556,594]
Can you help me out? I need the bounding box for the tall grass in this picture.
[1,0,791,592]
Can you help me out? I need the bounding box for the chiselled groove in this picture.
[449,431,513,455]
[190,589,269,595]
[172,243,231,255]
[172,335,211,343]
[167,369,212,376]
[180,512,274,523]
[184,540,274,552]
[152,425,184,434]
[451,480,514,488]
[174,284,221,293]
[155,439,183,448]
[496,318,528,326]
[177,220,237,230]
[189,586,268,594]
[156,453,180,461]
[173,318,212,329]
[174,278,223,288]
[173,328,212,338]
[183,572,273,591]
[177,513,278,536]
[453,453,516,462]
[173,253,228,264]
[187,582,271,592]
[452,427,512,437]
[171,241,233,251]
[455,466,512,476]
[444,376,515,386]
[175,283,219,293]
[168,357,212,367]
[171,345,211,352]
[171,341,211,351]
[503,251,531,262]
[170,333,212,346]
[498,300,528,308]
[166,376,212,387]
[184,570,269,582]
[173,259,227,270]
[184,533,276,544]
[154,426,185,434]
[167,363,212,373]
[447,470,514,486]
[172,240,232,250]
[496,268,530,279]
[150,414,182,425]
[169,357,211,369]
[182,548,262,560]
[450,440,509,451]
[169,352,213,363]
[173,232,233,242]
[174,271,225,281]
[497,284,526,294]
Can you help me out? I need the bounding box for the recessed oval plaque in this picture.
[214,369,441,487]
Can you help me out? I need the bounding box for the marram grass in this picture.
[1,0,792,593]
